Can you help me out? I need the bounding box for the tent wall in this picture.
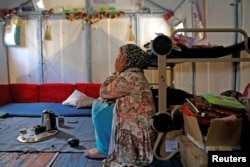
[0,0,249,95]
[0,25,9,84]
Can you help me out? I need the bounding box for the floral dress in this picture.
[100,68,156,167]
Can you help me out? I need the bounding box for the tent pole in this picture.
[85,0,92,82]
[231,0,242,91]
[6,46,10,84]
[39,16,45,84]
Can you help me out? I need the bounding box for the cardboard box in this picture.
[183,111,242,152]
[159,129,183,157]
[177,135,208,167]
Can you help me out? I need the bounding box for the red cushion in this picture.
[9,83,39,102]
[0,84,11,105]
[39,83,75,102]
[75,83,101,98]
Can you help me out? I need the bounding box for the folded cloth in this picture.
[0,111,9,118]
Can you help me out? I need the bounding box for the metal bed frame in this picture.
[152,28,250,160]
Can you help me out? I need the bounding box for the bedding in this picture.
[62,89,95,108]
[0,83,101,117]
[170,38,249,58]
[0,103,92,117]
[145,37,250,67]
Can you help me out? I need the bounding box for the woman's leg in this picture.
[85,100,113,158]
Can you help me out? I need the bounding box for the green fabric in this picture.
[0,111,9,118]
[202,93,247,110]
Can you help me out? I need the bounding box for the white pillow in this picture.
[62,90,94,108]
[76,95,95,109]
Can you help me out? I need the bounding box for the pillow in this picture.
[62,90,94,108]
[76,95,95,109]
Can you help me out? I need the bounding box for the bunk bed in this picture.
[151,28,250,160]
[147,35,249,62]
[147,28,250,66]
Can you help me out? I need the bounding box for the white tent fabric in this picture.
[0,0,249,95]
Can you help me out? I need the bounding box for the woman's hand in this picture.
[115,54,126,73]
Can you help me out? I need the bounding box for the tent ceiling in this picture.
[0,0,183,13]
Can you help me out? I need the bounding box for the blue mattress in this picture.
[0,103,92,117]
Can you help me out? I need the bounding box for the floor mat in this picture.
[0,152,183,167]
[0,117,96,152]
[51,153,103,167]
[0,152,56,167]
[149,157,183,167]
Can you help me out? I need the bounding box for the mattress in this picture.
[0,102,92,117]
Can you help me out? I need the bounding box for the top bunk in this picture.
[154,28,250,118]
[146,28,250,66]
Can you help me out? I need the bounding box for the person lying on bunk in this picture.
[144,36,250,58]
[84,44,156,166]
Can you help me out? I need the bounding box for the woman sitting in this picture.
[84,44,156,166]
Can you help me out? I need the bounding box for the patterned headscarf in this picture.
[121,44,150,70]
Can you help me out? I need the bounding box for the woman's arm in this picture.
[100,51,133,99]
[100,74,134,99]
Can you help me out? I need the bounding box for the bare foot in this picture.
[84,148,106,159]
